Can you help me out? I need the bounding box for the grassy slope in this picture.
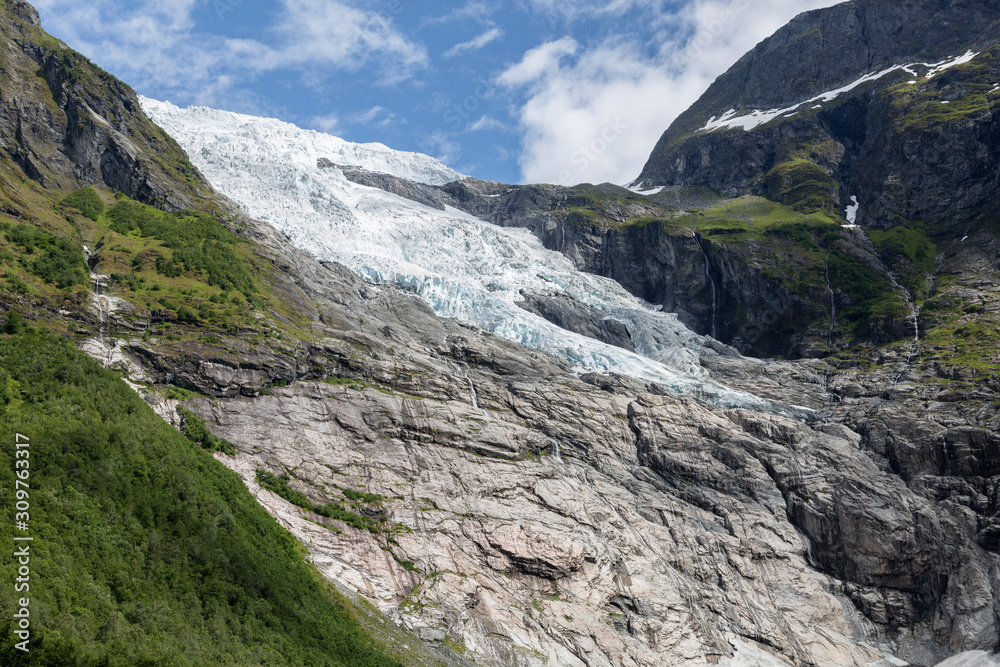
[0,329,403,666]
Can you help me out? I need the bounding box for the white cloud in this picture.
[520,0,672,22]
[310,114,340,134]
[444,28,504,58]
[424,1,496,27]
[254,0,428,77]
[466,115,506,132]
[501,0,840,185]
[345,106,398,128]
[498,37,578,87]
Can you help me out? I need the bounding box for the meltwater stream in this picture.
[142,98,778,411]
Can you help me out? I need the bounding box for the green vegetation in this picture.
[886,48,999,130]
[670,196,840,237]
[256,470,382,534]
[343,489,385,505]
[106,196,256,296]
[0,328,404,666]
[867,221,939,297]
[177,407,236,455]
[61,187,105,221]
[761,157,838,215]
[2,222,88,288]
[653,197,908,338]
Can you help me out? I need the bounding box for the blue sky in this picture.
[33,0,838,185]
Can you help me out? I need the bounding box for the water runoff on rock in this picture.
[142,98,789,412]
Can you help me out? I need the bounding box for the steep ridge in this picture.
[636,0,1000,230]
[0,1,998,666]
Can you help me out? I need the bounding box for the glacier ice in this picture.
[142,97,786,412]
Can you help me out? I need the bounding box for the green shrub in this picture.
[3,311,25,334]
[177,406,235,454]
[61,186,105,221]
[5,224,87,288]
[256,470,382,533]
[4,272,28,294]
[106,197,256,295]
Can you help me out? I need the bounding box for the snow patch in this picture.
[845,195,860,225]
[629,185,665,195]
[924,50,979,78]
[700,51,980,133]
[143,99,782,412]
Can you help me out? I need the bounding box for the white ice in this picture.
[845,195,860,225]
[142,98,779,411]
[701,51,979,133]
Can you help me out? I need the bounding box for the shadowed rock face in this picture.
[0,5,212,211]
[636,0,1000,233]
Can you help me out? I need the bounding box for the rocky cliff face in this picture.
[637,0,1000,231]
[0,0,212,212]
[123,245,1000,666]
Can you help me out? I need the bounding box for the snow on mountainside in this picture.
[142,98,782,412]
[700,50,980,133]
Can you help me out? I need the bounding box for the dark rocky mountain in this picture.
[1,0,999,665]
[636,0,1000,230]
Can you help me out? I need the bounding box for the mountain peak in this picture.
[636,0,1000,231]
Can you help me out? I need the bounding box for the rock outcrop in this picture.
[0,6,213,212]
[636,0,1000,234]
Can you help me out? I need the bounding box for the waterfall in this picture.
[91,272,110,345]
[886,272,920,384]
[465,374,479,409]
[824,253,837,345]
[694,234,718,340]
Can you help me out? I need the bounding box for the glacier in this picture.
[142,98,786,412]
